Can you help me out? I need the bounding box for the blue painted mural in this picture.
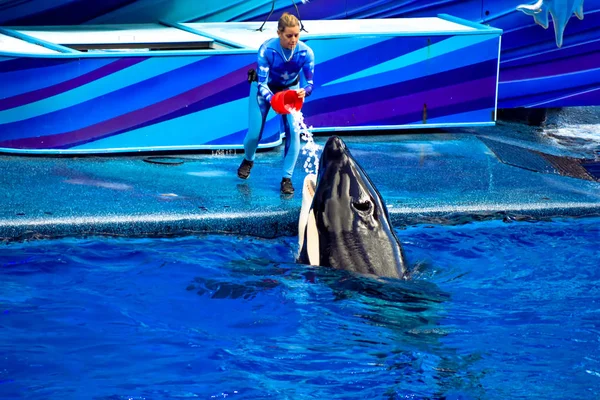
[0,17,501,153]
[0,0,598,109]
[0,52,285,152]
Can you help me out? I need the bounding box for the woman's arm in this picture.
[257,44,275,102]
[301,47,315,97]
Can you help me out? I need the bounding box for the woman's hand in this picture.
[296,88,306,99]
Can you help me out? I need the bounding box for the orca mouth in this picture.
[326,135,345,149]
[352,199,372,213]
[322,136,347,160]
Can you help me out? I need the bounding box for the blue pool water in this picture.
[1,217,599,399]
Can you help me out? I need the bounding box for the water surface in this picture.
[1,217,599,399]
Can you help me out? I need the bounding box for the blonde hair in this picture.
[278,12,300,32]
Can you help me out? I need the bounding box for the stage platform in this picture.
[1,127,599,242]
[0,16,501,154]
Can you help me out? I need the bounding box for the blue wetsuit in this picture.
[243,37,315,179]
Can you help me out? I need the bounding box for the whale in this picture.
[297,136,408,279]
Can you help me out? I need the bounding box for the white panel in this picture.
[12,24,213,45]
[0,33,59,54]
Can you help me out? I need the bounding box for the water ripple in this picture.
[0,218,599,399]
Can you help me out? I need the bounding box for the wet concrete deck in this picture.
[1,108,599,241]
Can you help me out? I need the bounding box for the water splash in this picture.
[542,124,600,157]
[289,108,321,175]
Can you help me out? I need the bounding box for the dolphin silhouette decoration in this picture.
[297,136,408,279]
[516,0,584,47]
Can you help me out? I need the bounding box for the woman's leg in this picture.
[281,83,302,179]
[281,112,301,179]
[243,82,270,161]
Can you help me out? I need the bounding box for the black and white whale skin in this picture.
[297,136,408,279]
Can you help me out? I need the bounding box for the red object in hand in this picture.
[271,90,304,114]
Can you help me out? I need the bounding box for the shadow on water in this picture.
[188,257,448,303]
[187,258,486,399]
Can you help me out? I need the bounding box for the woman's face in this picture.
[278,25,300,50]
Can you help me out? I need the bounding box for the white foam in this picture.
[543,124,600,156]
[289,108,321,175]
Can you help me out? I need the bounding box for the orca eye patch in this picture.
[352,200,372,212]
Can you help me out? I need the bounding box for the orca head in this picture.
[298,136,407,279]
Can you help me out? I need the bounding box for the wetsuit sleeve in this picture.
[302,47,315,97]
[257,44,274,102]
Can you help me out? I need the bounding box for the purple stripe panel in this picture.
[370,98,495,127]
[0,63,252,149]
[501,52,600,82]
[0,57,74,73]
[303,59,498,117]
[501,39,600,70]
[0,57,148,111]
[70,80,250,147]
[498,78,600,108]
[544,87,600,107]
[307,76,496,128]
[500,85,600,109]
[5,0,137,26]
